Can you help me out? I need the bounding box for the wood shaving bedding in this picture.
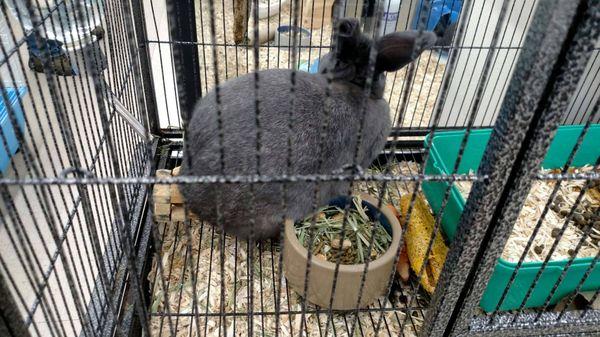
[149,219,420,337]
[148,160,435,336]
[453,166,600,262]
[355,160,422,207]
[454,169,475,199]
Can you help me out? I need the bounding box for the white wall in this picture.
[434,0,538,127]
[434,0,599,127]
[562,39,600,125]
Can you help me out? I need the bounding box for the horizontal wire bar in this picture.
[147,38,599,52]
[0,173,487,186]
[536,171,600,180]
[2,171,597,186]
[149,305,424,317]
[146,39,535,51]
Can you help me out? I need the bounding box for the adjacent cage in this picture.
[0,1,599,337]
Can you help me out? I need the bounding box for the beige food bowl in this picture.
[283,194,402,311]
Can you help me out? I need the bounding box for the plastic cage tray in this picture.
[422,125,600,312]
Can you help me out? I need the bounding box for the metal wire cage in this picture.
[0,0,599,337]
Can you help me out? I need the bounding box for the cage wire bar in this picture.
[158,0,600,336]
[424,0,600,336]
[153,0,600,138]
[0,0,154,336]
[0,0,599,336]
[459,6,600,336]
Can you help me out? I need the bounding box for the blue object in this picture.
[309,59,320,74]
[298,58,320,74]
[412,0,462,31]
[25,34,79,75]
[25,34,65,58]
[327,195,393,235]
[0,86,28,174]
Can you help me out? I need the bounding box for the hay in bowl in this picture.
[294,195,392,264]
[283,194,403,310]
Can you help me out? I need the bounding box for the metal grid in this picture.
[424,1,600,336]
[0,1,598,337]
[149,0,600,135]
[0,0,152,336]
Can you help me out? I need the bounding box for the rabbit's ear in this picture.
[375,30,437,72]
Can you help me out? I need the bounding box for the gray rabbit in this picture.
[180,18,437,240]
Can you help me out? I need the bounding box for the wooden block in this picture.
[153,184,171,204]
[154,202,171,216]
[170,167,184,203]
[153,203,171,221]
[156,222,166,236]
[171,184,185,204]
[156,169,172,178]
[171,205,187,222]
[554,297,577,312]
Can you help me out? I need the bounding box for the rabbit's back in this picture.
[181,69,390,239]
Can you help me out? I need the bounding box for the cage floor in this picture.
[148,221,429,337]
[147,160,430,337]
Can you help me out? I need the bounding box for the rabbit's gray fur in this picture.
[180,19,437,240]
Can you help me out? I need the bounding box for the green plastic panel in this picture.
[422,125,600,312]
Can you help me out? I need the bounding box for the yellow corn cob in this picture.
[400,193,448,294]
